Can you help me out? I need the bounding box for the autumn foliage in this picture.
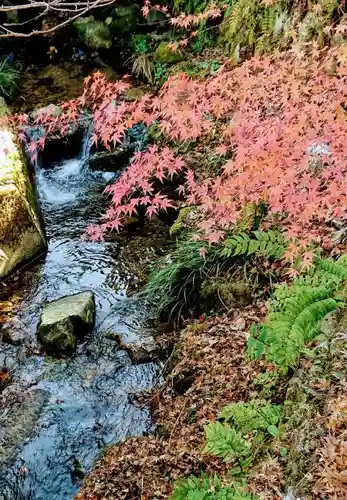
[14,46,347,250]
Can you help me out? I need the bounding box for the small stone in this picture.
[126,345,152,364]
[106,331,157,364]
[31,103,62,121]
[230,317,246,331]
[88,147,134,172]
[37,291,95,355]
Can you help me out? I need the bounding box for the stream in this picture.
[0,137,161,499]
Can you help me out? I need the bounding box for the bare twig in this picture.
[0,0,120,38]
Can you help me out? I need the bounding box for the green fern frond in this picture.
[219,400,283,434]
[222,0,288,55]
[171,472,254,500]
[247,324,271,361]
[315,257,347,281]
[267,285,343,367]
[250,253,347,369]
[269,297,339,367]
[220,230,287,260]
[269,286,340,362]
[203,422,251,463]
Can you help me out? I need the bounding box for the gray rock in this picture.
[0,389,46,469]
[30,103,62,121]
[37,292,95,355]
[88,146,134,172]
[106,331,158,364]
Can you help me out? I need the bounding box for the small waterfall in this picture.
[80,121,94,160]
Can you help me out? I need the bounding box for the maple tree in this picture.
[14,44,347,258]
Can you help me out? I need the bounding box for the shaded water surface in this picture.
[0,149,160,499]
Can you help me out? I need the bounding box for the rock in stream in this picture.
[37,291,95,355]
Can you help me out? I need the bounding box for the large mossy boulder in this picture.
[0,125,46,278]
[154,41,185,64]
[37,291,95,355]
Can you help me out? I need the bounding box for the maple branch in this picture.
[0,0,119,38]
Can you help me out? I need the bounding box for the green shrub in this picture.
[171,472,254,500]
[131,34,151,54]
[0,58,20,98]
[143,229,287,321]
[154,62,168,85]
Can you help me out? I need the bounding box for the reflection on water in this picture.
[0,151,160,500]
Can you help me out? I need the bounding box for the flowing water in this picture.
[0,140,161,499]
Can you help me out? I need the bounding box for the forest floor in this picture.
[76,302,347,499]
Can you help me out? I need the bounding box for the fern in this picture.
[221,0,288,55]
[219,400,283,436]
[203,422,251,463]
[248,255,347,369]
[315,257,347,282]
[171,472,254,500]
[268,287,341,367]
[220,230,287,260]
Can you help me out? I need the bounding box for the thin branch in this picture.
[3,9,48,28]
[0,0,119,37]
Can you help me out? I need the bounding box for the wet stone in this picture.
[105,331,158,364]
[37,291,95,355]
[0,388,46,469]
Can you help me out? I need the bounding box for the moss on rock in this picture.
[154,42,185,64]
[74,16,112,49]
[37,292,95,355]
[0,127,46,278]
[169,206,196,238]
